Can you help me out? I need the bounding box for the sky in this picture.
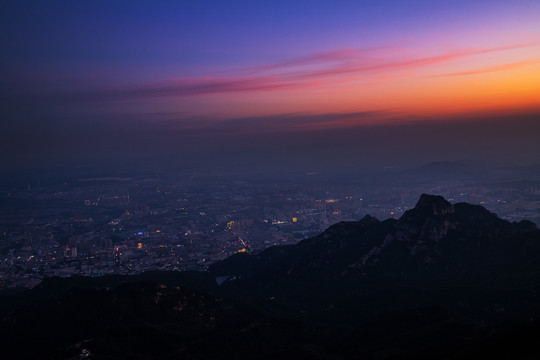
[1,0,540,172]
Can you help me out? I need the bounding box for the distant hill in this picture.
[2,194,540,359]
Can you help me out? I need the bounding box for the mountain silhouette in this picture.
[211,195,540,309]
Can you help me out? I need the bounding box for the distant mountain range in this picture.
[2,194,540,359]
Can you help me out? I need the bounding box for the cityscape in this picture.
[2,165,540,289]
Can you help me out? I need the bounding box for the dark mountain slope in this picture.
[0,281,334,360]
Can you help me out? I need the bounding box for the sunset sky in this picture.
[2,0,540,171]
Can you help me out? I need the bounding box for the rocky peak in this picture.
[412,194,454,216]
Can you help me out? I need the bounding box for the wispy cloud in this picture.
[429,60,540,77]
[66,42,536,103]
[281,43,537,80]
[192,110,393,134]
[67,76,303,102]
[250,48,376,72]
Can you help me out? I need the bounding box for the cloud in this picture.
[429,60,540,77]
[66,76,303,102]
[186,110,392,135]
[250,48,375,72]
[282,43,537,80]
[63,42,537,103]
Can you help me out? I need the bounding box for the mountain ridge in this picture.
[210,194,539,289]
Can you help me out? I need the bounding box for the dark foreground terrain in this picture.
[2,194,540,359]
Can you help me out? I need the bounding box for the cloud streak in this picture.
[64,42,537,103]
[250,47,378,72]
[189,110,393,135]
[67,76,303,102]
[429,60,540,77]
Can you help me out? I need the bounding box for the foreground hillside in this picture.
[1,194,540,359]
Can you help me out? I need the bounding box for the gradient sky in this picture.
[1,0,540,171]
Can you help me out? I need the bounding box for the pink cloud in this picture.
[429,60,540,77]
[66,42,537,102]
[282,43,536,81]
